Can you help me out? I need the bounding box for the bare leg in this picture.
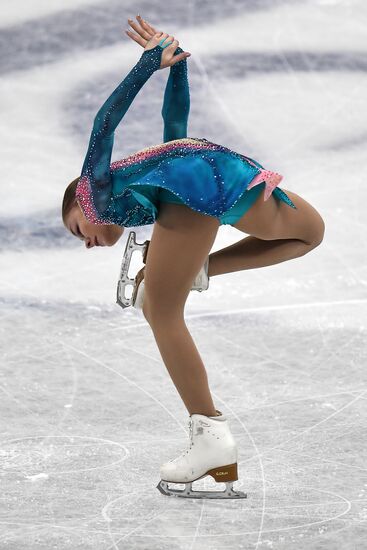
[141,190,324,416]
[148,313,217,416]
[143,203,220,417]
[208,235,318,277]
[209,188,325,277]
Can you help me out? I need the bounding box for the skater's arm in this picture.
[124,16,190,143]
[161,47,190,142]
[79,46,163,215]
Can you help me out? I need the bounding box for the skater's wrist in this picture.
[139,44,163,72]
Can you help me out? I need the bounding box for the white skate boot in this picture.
[116,231,210,310]
[156,410,247,499]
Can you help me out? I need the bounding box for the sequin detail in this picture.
[76,174,111,225]
[77,137,296,225]
[110,137,258,172]
[76,43,297,228]
[247,169,283,201]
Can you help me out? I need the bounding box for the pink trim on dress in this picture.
[246,169,283,201]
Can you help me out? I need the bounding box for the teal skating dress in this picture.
[76,44,296,228]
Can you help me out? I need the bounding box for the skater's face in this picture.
[65,202,124,248]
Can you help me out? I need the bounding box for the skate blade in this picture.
[116,231,149,309]
[156,480,247,499]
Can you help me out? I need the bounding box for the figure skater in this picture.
[62,15,325,499]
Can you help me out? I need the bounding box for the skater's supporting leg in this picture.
[148,317,217,416]
[142,203,219,417]
[208,188,325,277]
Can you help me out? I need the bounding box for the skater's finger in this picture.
[124,29,146,48]
[159,38,182,69]
[127,17,151,41]
[136,15,157,36]
[165,37,189,54]
[144,32,166,51]
[171,51,191,64]
[161,36,177,49]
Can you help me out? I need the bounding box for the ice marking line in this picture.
[1,490,348,540]
[327,238,367,289]
[39,348,79,449]
[210,392,266,545]
[216,324,363,410]
[103,339,163,368]
[0,384,51,426]
[312,314,331,375]
[104,298,367,334]
[105,509,167,550]
[1,435,129,475]
[101,490,151,550]
[218,321,362,383]
[0,487,354,540]
[0,519,135,539]
[0,351,105,438]
[122,483,352,537]
[301,423,364,453]
[192,304,362,540]
[277,448,367,472]
[236,390,365,412]
[216,331,315,379]
[184,298,367,319]
[239,388,367,466]
[0,384,76,449]
[0,493,358,540]
[60,342,189,438]
[189,500,205,550]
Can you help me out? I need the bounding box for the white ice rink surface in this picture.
[1,1,366,548]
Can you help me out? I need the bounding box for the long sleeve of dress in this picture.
[161,46,190,142]
[78,45,163,216]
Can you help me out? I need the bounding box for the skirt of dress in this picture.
[158,181,276,225]
[82,138,297,227]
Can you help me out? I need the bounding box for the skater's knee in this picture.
[145,301,185,327]
[144,277,187,322]
[147,307,185,327]
[141,294,183,326]
[312,216,325,246]
[303,217,325,248]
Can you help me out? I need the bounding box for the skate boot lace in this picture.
[170,419,194,463]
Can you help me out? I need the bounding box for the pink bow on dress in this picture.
[246,169,283,201]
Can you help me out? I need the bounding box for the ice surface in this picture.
[1,1,366,549]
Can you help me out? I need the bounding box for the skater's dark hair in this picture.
[62,177,80,224]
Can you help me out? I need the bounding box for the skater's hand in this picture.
[125,15,191,69]
[125,15,159,48]
[145,33,190,69]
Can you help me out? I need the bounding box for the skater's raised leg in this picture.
[142,202,219,417]
[208,188,325,276]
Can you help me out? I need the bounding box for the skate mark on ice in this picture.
[239,389,367,466]
[61,342,189,437]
